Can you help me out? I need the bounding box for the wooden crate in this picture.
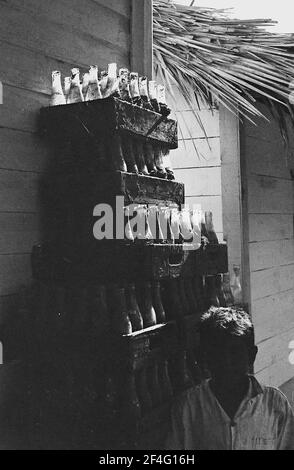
[40,97,178,149]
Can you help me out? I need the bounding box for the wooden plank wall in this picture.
[241,102,294,387]
[0,0,131,323]
[167,85,223,241]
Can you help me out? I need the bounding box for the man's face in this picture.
[203,334,254,384]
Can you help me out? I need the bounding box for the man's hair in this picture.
[199,306,255,350]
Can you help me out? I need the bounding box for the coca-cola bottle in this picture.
[136,367,152,413]
[50,71,66,106]
[125,205,135,242]
[231,265,242,304]
[126,284,144,332]
[190,207,202,250]
[81,72,90,100]
[180,207,193,244]
[85,65,102,101]
[157,84,170,116]
[161,145,175,180]
[138,282,157,328]
[118,68,132,102]
[153,144,167,179]
[67,68,84,103]
[110,286,132,335]
[144,141,157,176]
[205,211,219,244]
[108,132,127,172]
[139,76,153,110]
[121,133,139,174]
[152,282,166,324]
[102,63,119,98]
[170,207,181,243]
[148,81,160,113]
[64,76,72,103]
[133,138,149,175]
[129,72,142,106]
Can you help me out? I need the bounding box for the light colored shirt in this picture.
[166,375,294,450]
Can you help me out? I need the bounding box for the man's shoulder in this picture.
[258,382,293,412]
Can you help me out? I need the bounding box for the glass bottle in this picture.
[152,282,166,324]
[148,81,160,113]
[180,207,193,244]
[67,68,84,104]
[64,76,72,103]
[157,85,170,116]
[170,207,181,243]
[111,287,132,335]
[108,132,127,172]
[231,265,242,304]
[205,211,219,244]
[133,138,149,175]
[129,72,142,106]
[139,282,157,328]
[118,68,132,102]
[124,205,135,242]
[50,71,66,106]
[139,76,153,110]
[121,133,139,174]
[85,65,102,101]
[161,145,175,180]
[102,63,119,99]
[81,72,89,100]
[144,141,157,176]
[154,144,167,179]
[126,284,144,332]
[190,207,202,250]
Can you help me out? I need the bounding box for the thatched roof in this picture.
[153,0,294,122]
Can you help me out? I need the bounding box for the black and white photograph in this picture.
[0,0,294,453]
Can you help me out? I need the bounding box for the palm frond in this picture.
[153,0,294,122]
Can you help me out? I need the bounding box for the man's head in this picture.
[199,307,257,384]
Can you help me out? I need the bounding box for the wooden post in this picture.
[131,0,153,78]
